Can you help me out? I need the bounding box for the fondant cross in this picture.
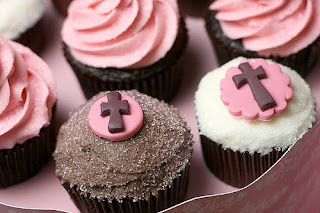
[100,91,130,133]
[232,62,276,111]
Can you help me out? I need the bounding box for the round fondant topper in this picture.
[88,91,143,141]
[220,59,293,121]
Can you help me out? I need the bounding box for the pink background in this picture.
[0,1,319,212]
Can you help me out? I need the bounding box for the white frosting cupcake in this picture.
[195,57,316,187]
[196,57,315,155]
[0,0,44,40]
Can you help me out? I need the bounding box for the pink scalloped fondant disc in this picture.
[88,93,143,141]
[220,59,293,121]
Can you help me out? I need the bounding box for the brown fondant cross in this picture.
[232,62,276,111]
[100,91,130,133]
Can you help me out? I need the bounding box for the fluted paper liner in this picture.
[200,135,286,188]
[0,120,56,188]
[15,18,44,54]
[62,164,190,213]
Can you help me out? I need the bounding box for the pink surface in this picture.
[0,1,319,212]
[220,59,292,121]
[211,0,320,56]
[0,37,56,150]
[88,93,143,141]
[62,0,179,68]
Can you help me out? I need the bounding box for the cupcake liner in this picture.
[206,11,320,78]
[200,135,286,188]
[64,18,188,102]
[15,18,45,54]
[0,117,56,188]
[52,0,72,16]
[62,164,190,213]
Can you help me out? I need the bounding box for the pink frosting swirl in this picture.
[0,36,56,150]
[62,0,180,68]
[210,0,320,56]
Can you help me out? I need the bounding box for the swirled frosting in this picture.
[62,0,180,68]
[0,36,56,150]
[210,0,320,56]
[0,0,44,40]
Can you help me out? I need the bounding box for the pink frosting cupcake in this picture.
[0,36,56,187]
[62,0,188,102]
[206,0,320,77]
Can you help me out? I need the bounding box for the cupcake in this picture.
[195,57,316,188]
[54,90,193,213]
[0,0,45,53]
[0,36,56,187]
[206,0,320,77]
[62,0,188,102]
[52,0,72,16]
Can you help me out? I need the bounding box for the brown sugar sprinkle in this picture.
[54,90,193,202]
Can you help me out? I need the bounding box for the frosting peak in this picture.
[62,0,180,68]
[0,36,56,149]
[210,0,320,56]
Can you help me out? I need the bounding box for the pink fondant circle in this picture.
[220,58,293,121]
[88,93,143,142]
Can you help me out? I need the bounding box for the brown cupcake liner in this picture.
[206,11,320,78]
[15,18,45,54]
[64,19,188,102]
[200,135,286,188]
[52,0,73,16]
[0,117,56,188]
[62,164,190,213]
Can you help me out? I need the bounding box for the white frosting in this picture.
[195,57,316,155]
[0,0,44,39]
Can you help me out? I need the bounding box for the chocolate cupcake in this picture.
[206,0,320,77]
[62,0,188,102]
[54,90,193,213]
[0,36,56,187]
[0,0,45,53]
[195,57,316,188]
[52,0,72,16]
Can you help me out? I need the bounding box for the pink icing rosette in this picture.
[62,0,179,68]
[0,36,56,149]
[210,0,320,56]
[220,59,293,121]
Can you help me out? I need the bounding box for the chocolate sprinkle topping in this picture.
[54,90,193,202]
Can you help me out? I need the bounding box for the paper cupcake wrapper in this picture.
[70,54,184,103]
[15,17,44,54]
[52,0,72,16]
[64,19,188,102]
[62,164,190,213]
[0,119,56,188]
[200,135,286,188]
[205,11,320,78]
